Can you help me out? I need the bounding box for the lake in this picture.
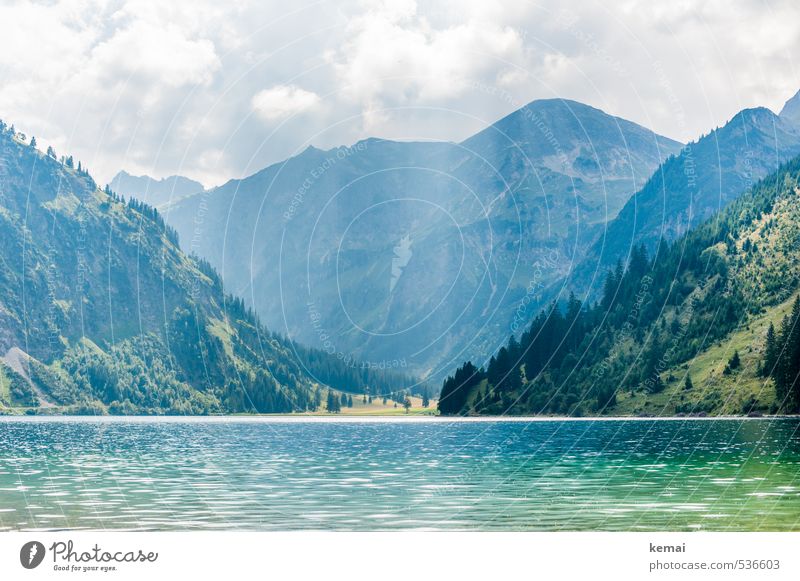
[0,417,798,531]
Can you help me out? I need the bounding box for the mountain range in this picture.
[162,99,682,379]
[6,87,800,415]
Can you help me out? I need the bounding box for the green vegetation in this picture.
[762,296,800,411]
[0,363,37,409]
[440,155,800,417]
[0,119,416,415]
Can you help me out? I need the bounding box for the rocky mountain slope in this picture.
[164,99,681,378]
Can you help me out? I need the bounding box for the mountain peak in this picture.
[522,97,601,112]
[734,106,780,126]
[779,89,800,127]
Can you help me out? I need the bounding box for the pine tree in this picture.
[628,244,649,279]
[641,334,662,390]
[776,297,800,410]
[506,365,523,392]
[326,390,340,413]
[684,374,693,390]
[728,350,741,370]
[649,373,665,394]
[438,361,483,415]
[762,322,778,377]
[601,266,619,309]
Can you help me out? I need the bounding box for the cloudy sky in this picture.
[2,0,800,187]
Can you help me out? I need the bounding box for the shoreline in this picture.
[1,414,798,423]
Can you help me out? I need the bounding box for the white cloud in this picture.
[89,20,220,87]
[0,0,799,186]
[328,0,526,127]
[252,85,321,121]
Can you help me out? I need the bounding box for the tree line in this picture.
[440,155,800,416]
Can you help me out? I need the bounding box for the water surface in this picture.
[0,417,798,531]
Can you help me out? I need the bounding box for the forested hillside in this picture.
[0,120,416,415]
[439,155,800,416]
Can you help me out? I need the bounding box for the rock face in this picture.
[165,99,681,377]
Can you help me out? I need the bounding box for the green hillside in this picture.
[439,155,800,417]
[0,120,416,415]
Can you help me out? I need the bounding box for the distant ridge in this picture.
[110,170,205,208]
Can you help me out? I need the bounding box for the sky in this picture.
[2,0,800,187]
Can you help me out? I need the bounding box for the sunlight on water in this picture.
[0,418,798,531]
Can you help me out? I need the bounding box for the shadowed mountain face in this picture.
[564,104,800,301]
[110,170,204,209]
[165,99,681,378]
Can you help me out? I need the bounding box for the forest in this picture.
[0,118,419,415]
[440,156,800,416]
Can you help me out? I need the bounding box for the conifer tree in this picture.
[762,322,778,377]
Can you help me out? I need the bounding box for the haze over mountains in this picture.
[435,89,800,417]
[164,99,682,378]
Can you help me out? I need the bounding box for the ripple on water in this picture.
[0,418,799,531]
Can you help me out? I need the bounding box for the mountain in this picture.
[779,89,800,127]
[564,104,800,300]
[164,99,681,378]
[461,98,680,222]
[439,154,800,416]
[110,170,204,208]
[0,120,415,414]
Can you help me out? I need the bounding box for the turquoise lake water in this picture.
[0,417,798,531]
